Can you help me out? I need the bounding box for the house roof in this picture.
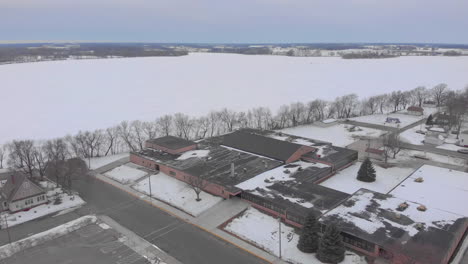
[407,106,424,112]
[320,189,468,264]
[0,172,45,203]
[219,129,307,162]
[365,148,384,155]
[147,136,196,150]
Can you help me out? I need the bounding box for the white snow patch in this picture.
[104,165,147,184]
[87,153,129,170]
[320,162,416,194]
[280,124,386,147]
[99,223,111,230]
[175,150,210,160]
[133,172,222,216]
[225,207,365,264]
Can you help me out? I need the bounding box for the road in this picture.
[0,174,267,264]
[400,142,468,160]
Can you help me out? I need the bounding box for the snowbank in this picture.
[224,207,365,264]
[133,173,222,216]
[0,215,97,260]
[104,165,147,184]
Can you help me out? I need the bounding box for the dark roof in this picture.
[320,189,468,264]
[220,129,305,161]
[133,142,282,188]
[365,148,384,155]
[303,145,358,169]
[147,136,196,150]
[0,172,45,202]
[407,106,424,112]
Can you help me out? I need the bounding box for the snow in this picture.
[224,207,365,264]
[2,54,468,145]
[323,190,464,238]
[320,162,416,194]
[322,118,336,124]
[389,165,468,216]
[280,124,386,147]
[87,152,129,170]
[175,150,210,160]
[133,172,222,216]
[0,168,10,173]
[0,215,97,259]
[2,192,86,228]
[396,149,466,166]
[400,126,426,145]
[103,164,147,184]
[350,113,424,128]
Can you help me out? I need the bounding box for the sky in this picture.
[1,0,467,43]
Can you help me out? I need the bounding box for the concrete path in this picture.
[99,215,182,264]
[93,165,286,264]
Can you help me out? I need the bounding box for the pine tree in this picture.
[316,224,345,264]
[357,158,376,182]
[297,212,320,253]
[426,114,433,125]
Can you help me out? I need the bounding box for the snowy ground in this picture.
[280,124,386,147]
[2,54,468,144]
[103,164,147,184]
[395,149,467,167]
[350,113,424,128]
[133,172,222,216]
[400,126,426,145]
[87,152,129,170]
[320,162,416,194]
[1,181,85,228]
[224,207,365,264]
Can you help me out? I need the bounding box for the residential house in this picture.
[0,172,47,213]
[407,106,424,116]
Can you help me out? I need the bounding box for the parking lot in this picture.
[0,223,150,264]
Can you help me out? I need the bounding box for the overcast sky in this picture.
[1,0,467,43]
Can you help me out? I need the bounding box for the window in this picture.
[169,171,176,176]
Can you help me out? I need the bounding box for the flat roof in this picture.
[147,136,196,150]
[133,142,282,190]
[320,189,468,264]
[389,165,468,216]
[218,129,308,162]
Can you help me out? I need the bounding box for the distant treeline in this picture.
[341,52,399,59]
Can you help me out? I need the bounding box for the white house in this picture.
[459,130,468,147]
[0,172,47,213]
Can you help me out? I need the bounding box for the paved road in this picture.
[72,175,267,264]
[400,142,468,160]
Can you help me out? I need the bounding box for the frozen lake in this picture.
[1,53,468,144]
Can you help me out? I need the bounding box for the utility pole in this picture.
[278,215,282,259]
[148,175,153,203]
[3,215,11,244]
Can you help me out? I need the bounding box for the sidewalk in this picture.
[94,167,287,264]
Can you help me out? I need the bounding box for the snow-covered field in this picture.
[87,153,129,170]
[2,53,468,144]
[280,124,386,147]
[400,126,426,145]
[320,162,416,194]
[224,207,365,264]
[396,149,466,167]
[350,113,424,128]
[133,172,222,216]
[104,164,147,184]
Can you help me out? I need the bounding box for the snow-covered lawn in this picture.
[224,207,365,264]
[2,192,85,228]
[396,149,466,167]
[280,124,386,147]
[87,152,129,170]
[350,113,424,128]
[104,165,147,184]
[400,126,426,145]
[133,172,222,216]
[2,54,468,145]
[320,162,416,194]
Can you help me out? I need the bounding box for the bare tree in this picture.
[413,86,427,107]
[187,174,210,202]
[219,108,237,133]
[389,91,404,112]
[131,120,146,150]
[7,140,36,178]
[142,121,158,140]
[117,121,136,151]
[0,145,5,169]
[384,134,402,159]
[174,113,193,139]
[156,115,173,136]
[104,127,119,156]
[432,83,448,106]
[33,144,48,179]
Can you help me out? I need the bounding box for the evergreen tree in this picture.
[357,158,376,182]
[316,224,345,264]
[297,212,320,253]
[426,114,433,125]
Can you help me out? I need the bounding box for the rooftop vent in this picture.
[243,168,247,173]
[395,212,401,219]
[417,205,427,212]
[397,202,409,211]
[283,169,291,174]
[415,223,424,230]
[414,177,424,183]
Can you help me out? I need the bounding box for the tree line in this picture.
[1,84,467,179]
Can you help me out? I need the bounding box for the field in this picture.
[1,53,468,144]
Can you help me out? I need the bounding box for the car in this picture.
[457,149,468,154]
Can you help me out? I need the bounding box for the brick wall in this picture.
[144,142,197,155]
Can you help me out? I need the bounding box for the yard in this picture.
[223,207,365,264]
[319,162,416,194]
[87,152,129,170]
[103,164,147,184]
[280,123,386,147]
[132,172,222,216]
